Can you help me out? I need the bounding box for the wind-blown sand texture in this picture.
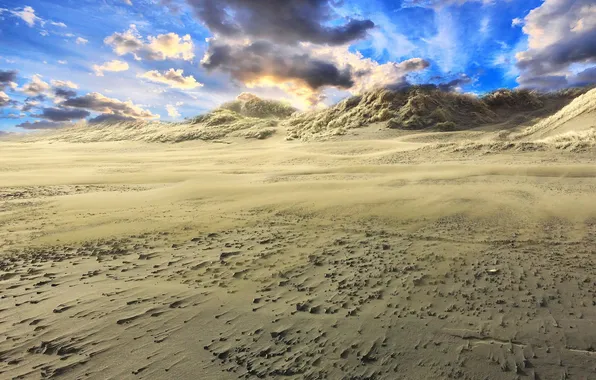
[1,88,595,380]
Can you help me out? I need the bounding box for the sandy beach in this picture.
[1,131,595,379]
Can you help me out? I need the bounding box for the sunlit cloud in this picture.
[92,60,130,76]
[139,69,203,89]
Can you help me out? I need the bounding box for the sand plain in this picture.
[0,132,595,379]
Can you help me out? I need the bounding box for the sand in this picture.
[1,129,595,380]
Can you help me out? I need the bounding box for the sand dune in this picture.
[1,87,595,380]
[515,87,596,140]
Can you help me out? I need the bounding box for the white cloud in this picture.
[480,17,490,35]
[21,75,50,96]
[309,44,430,94]
[511,18,523,27]
[401,0,497,8]
[148,33,195,61]
[422,9,461,73]
[51,80,78,89]
[76,37,89,45]
[104,25,195,61]
[166,104,181,118]
[0,91,10,106]
[12,6,39,27]
[123,0,133,5]
[92,60,130,76]
[7,6,65,29]
[58,60,68,65]
[138,69,203,89]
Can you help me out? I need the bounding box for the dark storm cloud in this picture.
[437,75,472,92]
[54,87,77,99]
[62,92,158,119]
[0,69,18,89]
[516,0,596,90]
[201,40,354,90]
[21,95,46,112]
[573,66,596,86]
[517,75,569,91]
[35,107,90,122]
[186,0,375,45]
[517,29,596,79]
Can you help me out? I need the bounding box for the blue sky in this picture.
[0,0,594,132]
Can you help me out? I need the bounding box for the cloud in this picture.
[50,21,67,28]
[511,18,523,27]
[186,0,436,105]
[401,0,495,8]
[147,33,195,61]
[186,0,375,46]
[139,69,203,89]
[62,92,159,119]
[35,107,90,121]
[166,104,181,118]
[363,11,416,60]
[516,0,596,89]
[0,70,18,90]
[21,98,42,112]
[21,75,50,96]
[54,88,77,99]
[76,37,89,45]
[104,25,195,61]
[573,66,596,85]
[0,91,10,107]
[11,6,40,27]
[123,0,133,5]
[435,74,473,91]
[50,80,78,89]
[16,120,71,130]
[0,113,25,119]
[92,60,130,76]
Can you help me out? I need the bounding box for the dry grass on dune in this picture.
[285,86,497,141]
[539,127,596,149]
[430,128,596,154]
[423,88,596,154]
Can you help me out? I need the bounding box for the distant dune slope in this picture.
[22,94,296,143]
[514,87,596,140]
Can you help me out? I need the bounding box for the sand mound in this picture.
[285,86,497,140]
[24,95,296,143]
[429,127,596,155]
[514,87,596,140]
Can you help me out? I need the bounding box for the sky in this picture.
[0,0,595,132]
